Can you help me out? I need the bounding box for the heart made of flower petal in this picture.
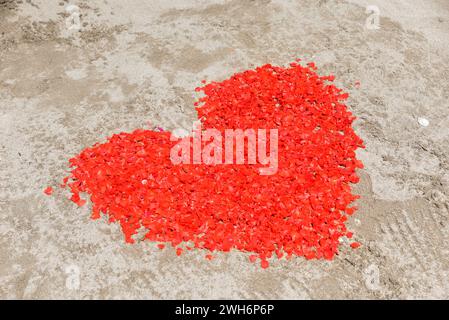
[61,61,364,268]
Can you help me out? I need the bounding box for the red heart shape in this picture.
[60,61,364,267]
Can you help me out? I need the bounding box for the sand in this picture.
[0,0,448,299]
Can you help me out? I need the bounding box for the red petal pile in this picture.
[60,61,364,267]
[44,186,53,195]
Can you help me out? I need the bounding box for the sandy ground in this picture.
[1,0,448,299]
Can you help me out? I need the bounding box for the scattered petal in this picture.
[59,61,364,268]
[261,260,269,269]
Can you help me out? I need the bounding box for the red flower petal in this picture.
[249,255,258,263]
[261,260,269,269]
[44,186,53,196]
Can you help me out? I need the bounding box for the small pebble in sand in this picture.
[418,117,429,127]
